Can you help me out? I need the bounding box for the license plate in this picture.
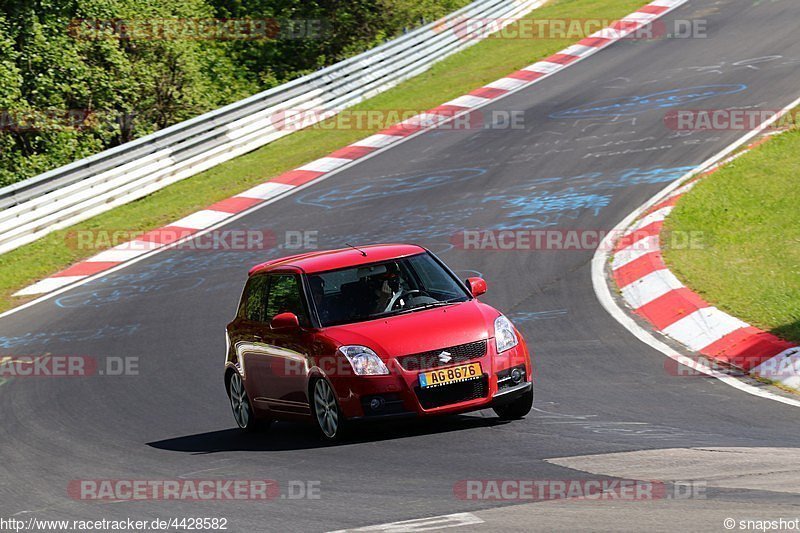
[419,362,482,388]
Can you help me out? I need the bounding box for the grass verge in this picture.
[663,127,800,343]
[0,0,648,313]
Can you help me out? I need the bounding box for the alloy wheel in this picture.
[313,379,339,439]
[229,372,251,429]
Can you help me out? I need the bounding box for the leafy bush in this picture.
[0,0,468,186]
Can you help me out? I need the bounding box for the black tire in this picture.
[228,371,270,433]
[493,388,533,420]
[311,378,346,441]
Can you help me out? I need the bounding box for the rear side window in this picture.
[242,274,309,325]
[243,275,269,322]
[265,274,308,325]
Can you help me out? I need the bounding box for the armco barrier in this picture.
[0,0,544,255]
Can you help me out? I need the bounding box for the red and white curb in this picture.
[14,0,689,298]
[609,136,800,391]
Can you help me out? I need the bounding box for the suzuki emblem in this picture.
[438,351,452,363]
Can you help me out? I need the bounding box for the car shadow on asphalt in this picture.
[147,414,509,453]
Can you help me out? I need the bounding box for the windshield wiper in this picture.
[341,299,464,323]
[396,299,461,315]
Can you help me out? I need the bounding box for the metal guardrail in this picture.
[0,0,544,254]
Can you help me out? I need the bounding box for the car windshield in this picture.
[307,252,471,327]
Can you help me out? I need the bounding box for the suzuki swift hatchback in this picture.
[224,244,533,440]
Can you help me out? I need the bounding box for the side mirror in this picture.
[466,277,487,297]
[270,312,300,330]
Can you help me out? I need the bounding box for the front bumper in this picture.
[333,337,532,419]
[490,380,533,408]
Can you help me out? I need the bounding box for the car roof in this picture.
[248,244,426,276]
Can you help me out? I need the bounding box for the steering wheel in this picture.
[387,289,429,311]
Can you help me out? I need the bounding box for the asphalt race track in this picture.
[2,1,800,531]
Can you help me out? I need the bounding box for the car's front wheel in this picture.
[493,387,533,420]
[228,371,268,432]
[311,378,346,441]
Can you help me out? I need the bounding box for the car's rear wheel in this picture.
[493,387,533,420]
[228,372,268,432]
[312,378,346,441]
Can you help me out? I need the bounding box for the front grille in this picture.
[414,376,488,409]
[397,339,487,371]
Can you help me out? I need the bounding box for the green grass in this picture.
[0,0,648,312]
[663,128,800,343]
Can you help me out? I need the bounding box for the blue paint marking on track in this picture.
[488,189,612,219]
[52,251,271,309]
[335,165,695,242]
[55,277,206,308]
[0,324,141,349]
[111,251,264,282]
[482,165,695,230]
[549,84,748,119]
[295,168,488,209]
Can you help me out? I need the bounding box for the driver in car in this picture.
[371,263,403,314]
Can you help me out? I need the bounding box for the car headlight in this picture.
[339,345,389,376]
[494,315,518,353]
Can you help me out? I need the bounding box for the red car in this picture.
[224,244,533,440]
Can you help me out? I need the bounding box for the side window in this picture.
[244,275,269,322]
[265,274,308,325]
